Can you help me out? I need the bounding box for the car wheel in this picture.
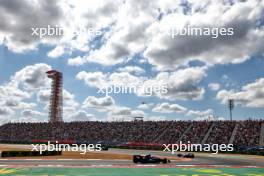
[133,156,139,163]
[133,158,138,163]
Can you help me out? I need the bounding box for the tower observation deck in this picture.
[46,70,63,123]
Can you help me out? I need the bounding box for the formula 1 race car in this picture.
[133,154,170,164]
[177,153,195,158]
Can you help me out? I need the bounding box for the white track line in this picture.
[244,166,258,168]
[0,159,105,161]
[136,164,157,167]
[90,165,113,167]
[37,165,54,167]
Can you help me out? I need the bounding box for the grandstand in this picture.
[0,120,263,147]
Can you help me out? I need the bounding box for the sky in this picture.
[0,0,264,124]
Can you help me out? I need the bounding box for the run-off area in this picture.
[0,168,264,176]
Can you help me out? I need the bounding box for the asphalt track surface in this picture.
[1,145,264,176]
[0,148,263,167]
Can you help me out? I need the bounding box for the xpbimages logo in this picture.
[167,26,234,39]
[31,25,102,39]
[31,25,63,39]
[31,141,102,154]
[97,84,168,96]
[163,141,234,154]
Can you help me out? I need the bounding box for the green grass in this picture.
[1,168,264,176]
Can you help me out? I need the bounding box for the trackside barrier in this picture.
[1,150,62,157]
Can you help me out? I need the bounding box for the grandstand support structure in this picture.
[229,123,239,144]
[177,124,193,143]
[260,122,264,146]
[46,70,63,123]
[201,122,215,145]
[153,123,172,143]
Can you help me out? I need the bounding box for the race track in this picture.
[0,147,264,175]
[0,148,263,167]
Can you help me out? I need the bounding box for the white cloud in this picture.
[0,63,82,123]
[4,99,36,110]
[78,44,130,66]
[144,115,167,121]
[187,108,214,117]
[70,0,155,66]
[1,0,263,122]
[0,106,14,116]
[216,89,235,104]
[61,0,264,71]
[144,0,264,70]
[152,102,187,113]
[137,103,153,110]
[21,109,45,117]
[117,66,145,75]
[216,78,264,108]
[109,72,145,88]
[0,0,67,52]
[81,95,145,121]
[63,90,79,107]
[77,67,206,101]
[17,117,41,123]
[68,56,87,66]
[107,106,145,121]
[37,89,79,109]
[0,105,19,127]
[1,0,263,70]
[0,64,52,123]
[37,89,50,103]
[76,71,109,88]
[82,96,115,110]
[65,110,96,122]
[12,63,51,89]
[77,70,144,89]
[47,46,65,58]
[145,67,206,100]
[208,83,220,91]
[0,0,123,54]
[0,83,31,100]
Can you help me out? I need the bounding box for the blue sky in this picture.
[0,0,264,123]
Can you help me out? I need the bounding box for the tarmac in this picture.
[0,145,264,175]
[0,147,263,168]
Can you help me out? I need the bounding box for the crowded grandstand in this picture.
[0,120,263,148]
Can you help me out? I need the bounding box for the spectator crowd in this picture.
[0,120,263,147]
